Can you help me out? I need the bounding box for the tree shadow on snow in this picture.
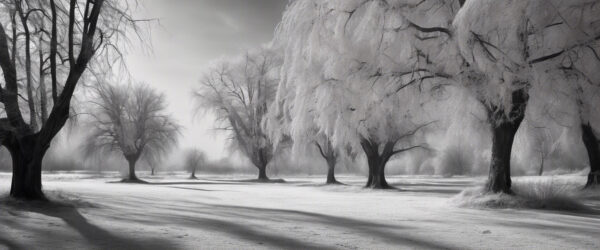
[296,182,349,187]
[168,186,223,192]
[134,201,456,250]
[205,204,454,249]
[213,178,288,184]
[1,200,178,250]
[106,179,248,185]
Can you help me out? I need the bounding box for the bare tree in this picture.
[85,83,180,182]
[184,148,205,179]
[0,0,147,200]
[195,47,280,181]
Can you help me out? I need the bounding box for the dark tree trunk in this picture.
[151,168,155,176]
[126,158,139,181]
[365,154,390,189]
[254,147,270,181]
[190,168,197,179]
[326,157,338,184]
[485,89,528,194]
[257,164,268,181]
[538,157,544,176]
[5,134,47,200]
[582,123,600,188]
[487,123,519,193]
[361,140,393,189]
[366,167,374,187]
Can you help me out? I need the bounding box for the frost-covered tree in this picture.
[533,56,600,186]
[0,0,146,199]
[184,148,206,179]
[454,1,531,193]
[454,0,600,192]
[264,112,341,184]
[264,79,341,184]
[531,1,600,187]
[273,0,462,188]
[195,47,281,181]
[85,83,180,182]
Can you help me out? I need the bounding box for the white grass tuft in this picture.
[452,178,588,211]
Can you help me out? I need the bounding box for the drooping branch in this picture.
[315,141,327,159]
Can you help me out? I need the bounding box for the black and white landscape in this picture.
[1,0,600,249]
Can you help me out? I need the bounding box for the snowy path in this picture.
[0,174,599,250]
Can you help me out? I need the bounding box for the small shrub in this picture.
[452,178,587,211]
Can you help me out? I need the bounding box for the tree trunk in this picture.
[366,168,373,187]
[486,122,519,194]
[326,157,338,184]
[362,139,394,189]
[365,154,390,189]
[126,158,139,181]
[151,168,155,176]
[582,123,600,188]
[190,168,197,179]
[538,156,544,176]
[485,88,527,194]
[254,147,270,181]
[257,164,268,181]
[5,134,46,200]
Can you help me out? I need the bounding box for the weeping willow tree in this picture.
[271,0,463,189]
[454,0,600,193]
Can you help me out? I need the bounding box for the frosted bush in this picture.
[452,178,587,211]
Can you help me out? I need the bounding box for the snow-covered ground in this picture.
[1,173,599,249]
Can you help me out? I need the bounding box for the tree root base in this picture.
[119,178,148,184]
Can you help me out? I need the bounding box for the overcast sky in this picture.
[126,0,288,160]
